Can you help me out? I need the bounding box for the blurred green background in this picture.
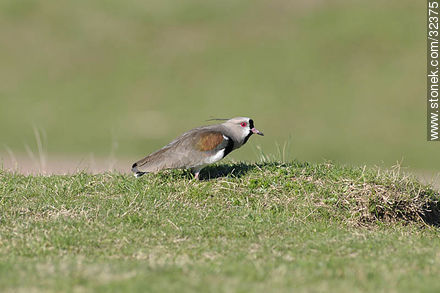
[0,0,435,172]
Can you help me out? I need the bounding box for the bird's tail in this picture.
[131,163,146,178]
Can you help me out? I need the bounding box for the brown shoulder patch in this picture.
[196,132,223,151]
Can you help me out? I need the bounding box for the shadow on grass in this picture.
[199,163,257,180]
[155,162,291,181]
[198,162,305,180]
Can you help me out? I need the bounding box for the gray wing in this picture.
[132,128,231,174]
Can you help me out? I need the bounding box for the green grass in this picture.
[1,162,439,292]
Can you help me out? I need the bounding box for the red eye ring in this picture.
[240,122,247,127]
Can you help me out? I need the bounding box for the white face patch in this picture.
[240,120,251,139]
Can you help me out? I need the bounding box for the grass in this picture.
[1,161,439,292]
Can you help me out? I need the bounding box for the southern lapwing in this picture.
[131,117,264,179]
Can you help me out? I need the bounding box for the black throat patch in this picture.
[243,132,252,145]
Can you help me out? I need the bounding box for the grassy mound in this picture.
[200,162,440,226]
[0,162,439,292]
[3,162,438,227]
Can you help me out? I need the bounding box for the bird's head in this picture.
[223,117,264,146]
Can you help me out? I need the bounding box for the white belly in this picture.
[190,149,226,173]
[205,149,225,164]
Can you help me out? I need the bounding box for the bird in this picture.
[131,117,264,179]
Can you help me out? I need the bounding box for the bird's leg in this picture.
[191,167,202,180]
